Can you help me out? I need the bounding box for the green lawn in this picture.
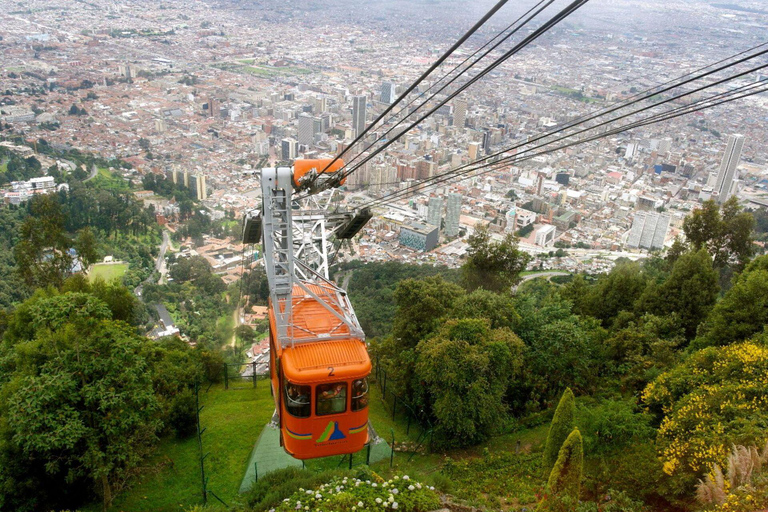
[105,384,274,512]
[88,167,131,191]
[0,160,7,173]
[88,262,128,282]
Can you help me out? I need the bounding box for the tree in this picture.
[538,429,584,512]
[414,319,524,447]
[696,254,768,348]
[14,195,73,288]
[682,198,755,270]
[543,388,576,475]
[636,248,719,339]
[576,261,647,327]
[452,288,520,330]
[2,293,161,510]
[74,226,99,269]
[642,342,768,491]
[461,227,531,293]
[391,276,464,349]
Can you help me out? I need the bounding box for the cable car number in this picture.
[328,367,335,376]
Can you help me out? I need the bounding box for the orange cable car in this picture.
[248,159,373,460]
[268,284,371,459]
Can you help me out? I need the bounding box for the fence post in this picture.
[366,443,371,465]
[390,428,395,467]
[382,370,387,396]
[349,451,353,470]
[252,361,257,388]
[224,364,229,390]
[254,461,258,482]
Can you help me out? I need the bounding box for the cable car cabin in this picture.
[268,282,371,460]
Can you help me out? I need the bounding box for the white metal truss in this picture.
[259,167,364,348]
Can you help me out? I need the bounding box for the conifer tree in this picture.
[543,388,575,474]
[538,428,584,512]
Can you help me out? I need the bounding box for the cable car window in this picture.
[352,378,369,412]
[284,382,311,418]
[316,382,347,416]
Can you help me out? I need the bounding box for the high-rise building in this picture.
[281,138,298,161]
[427,197,443,227]
[445,194,462,237]
[715,134,744,203]
[627,212,670,250]
[189,174,207,201]
[380,82,396,104]
[298,114,315,146]
[352,95,367,137]
[453,99,467,128]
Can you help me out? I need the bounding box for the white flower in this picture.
[416,483,422,489]
[392,503,399,509]
[388,495,394,503]
[392,489,399,495]
[284,498,290,502]
[352,508,356,511]
[402,475,410,481]
[384,503,389,508]
[393,476,399,480]
[358,501,364,508]
[306,490,313,495]
[383,482,388,487]
[429,486,435,491]
[366,480,371,484]
[371,483,377,488]
[315,494,322,499]
[356,482,361,487]
[376,498,383,504]
[304,507,309,511]
[408,485,415,491]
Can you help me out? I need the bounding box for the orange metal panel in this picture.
[282,339,370,384]
[292,158,346,188]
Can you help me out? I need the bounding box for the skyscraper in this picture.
[427,197,443,227]
[444,194,462,237]
[453,99,467,128]
[298,114,314,146]
[380,82,396,104]
[715,134,744,203]
[352,95,366,137]
[627,212,670,250]
[281,138,298,161]
[189,174,207,201]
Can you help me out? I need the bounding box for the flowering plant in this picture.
[271,475,439,512]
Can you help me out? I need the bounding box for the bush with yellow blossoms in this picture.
[642,341,768,491]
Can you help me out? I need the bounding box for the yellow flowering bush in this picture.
[642,342,768,487]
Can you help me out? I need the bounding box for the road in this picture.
[83,164,98,182]
[513,271,570,292]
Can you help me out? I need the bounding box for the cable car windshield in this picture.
[285,381,311,418]
[352,377,369,411]
[316,382,347,416]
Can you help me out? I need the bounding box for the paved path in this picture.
[513,271,570,292]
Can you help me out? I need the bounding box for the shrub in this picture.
[272,474,440,512]
[538,429,583,512]
[543,388,575,474]
[167,389,197,438]
[642,342,768,490]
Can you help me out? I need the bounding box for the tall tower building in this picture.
[427,197,443,228]
[189,174,207,201]
[281,138,298,161]
[380,82,396,104]
[444,194,462,237]
[715,134,744,203]
[453,99,467,129]
[298,114,314,146]
[352,95,367,137]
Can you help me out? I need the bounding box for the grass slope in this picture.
[88,262,128,282]
[106,384,273,511]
